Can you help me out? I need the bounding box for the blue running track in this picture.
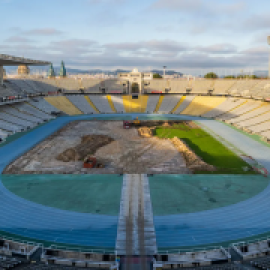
[1,114,270,251]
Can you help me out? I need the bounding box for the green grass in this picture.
[154,125,256,174]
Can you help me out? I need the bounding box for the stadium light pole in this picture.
[267,36,270,78]
[163,66,167,78]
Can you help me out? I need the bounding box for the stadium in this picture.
[0,53,270,270]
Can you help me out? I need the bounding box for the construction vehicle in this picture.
[83,156,103,169]
[123,121,131,129]
[133,117,141,126]
[123,117,141,129]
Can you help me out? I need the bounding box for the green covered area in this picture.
[154,123,256,174]
[149,174,269,215]
[1,174,122,215]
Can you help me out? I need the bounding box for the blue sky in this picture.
[0,0,269,72]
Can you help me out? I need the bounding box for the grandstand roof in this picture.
[0,54,50,66]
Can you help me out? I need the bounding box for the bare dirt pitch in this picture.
[4,120,190,175]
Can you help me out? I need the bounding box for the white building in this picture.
[118,68,153,94]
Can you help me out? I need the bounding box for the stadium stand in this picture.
[44,96,83,115]
[19,262,112,270]
[146,96,160,113]
[155,248,231,268]
[42,78,59,88]
[41,248,117,269]
[0,119,23,133]
[105,79,126,93]
[228,80,260,97]
[81,79,102,93]
[225,100,263,123]
[216,100,249,121]
[0,129,9,141]
[66,95,98,114]
[158,95,182,114]
[110,95,125,113]
[0,83,20,98]
[190,80,214,94]
[107,95,117,112]
[123,95,148,113]
[58,78,81,92]
[212,80,236,95]
[251,256,270,270]
[170,80,190,94]
[34,78,58,94]
[24,79,44,93]
[180,96,227,116]
[261,130,270,140]
[14,103,53,121]
[203,98,242,118]
[0,105,42,124]
[233,240,270,260]
[9,79,37,95]
[173,96,196,114]
[28,99,61,115]
[231,112,270,128]
[246,120,270,133]
[225,102,270,125]
[246,80,270,99]
[87,95,113,113]
[144,80,169,93]
[0,255,22,269]
[4,80,25,95]
[0,111,35,129]
[154,96,164,113]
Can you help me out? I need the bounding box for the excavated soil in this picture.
[4,121,190,175]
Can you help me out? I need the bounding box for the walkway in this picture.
[197,120,270,173]
[116,174,157,255]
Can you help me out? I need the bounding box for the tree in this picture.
[153,73,163,78]
[204,72,218,79]
[224,75,235,79]
[236,75,258,79]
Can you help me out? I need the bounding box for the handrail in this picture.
[0,234,115,254]
[2,233,270,255]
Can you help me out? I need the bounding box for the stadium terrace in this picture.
[0,54,270,270]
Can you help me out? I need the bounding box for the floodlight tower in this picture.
[268,36,270,78]
[163,66,167,78]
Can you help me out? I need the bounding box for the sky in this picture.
[0,0,270,73]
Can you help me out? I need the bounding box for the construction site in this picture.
[3,120,213,175]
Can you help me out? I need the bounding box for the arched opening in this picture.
[131,82,139,93]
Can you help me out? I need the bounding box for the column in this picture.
[0,66,3,85]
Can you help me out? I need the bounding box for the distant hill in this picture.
[151,69,183,76]
[4,65,266,77]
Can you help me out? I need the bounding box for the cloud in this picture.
[1,36,268,71]
[24,28,64,36]
[5,36,33,43]
[105,40,188,53]
[244,14,270,31]
[196,44,238,54]
[49,39,100,56]
[151,0,202,11]
[150,0,246,16]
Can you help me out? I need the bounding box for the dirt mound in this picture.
[171,137,216,172]
[57,135,114,162]
[138,127,153,138]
